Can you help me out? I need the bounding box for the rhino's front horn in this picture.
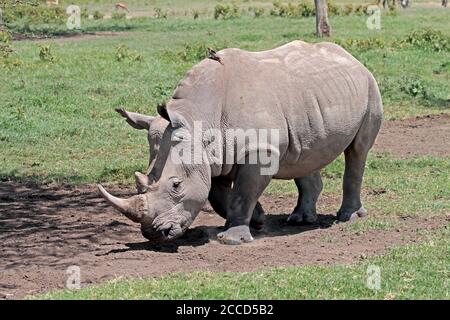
[97,184,145,223]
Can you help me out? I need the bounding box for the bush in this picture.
[154,7,168,19]
[343,4,354,15]
[192,9,200,19]
[400,29,449,52]
[81,7,89,19]
[327,0,342,16]
[270,1,293,17]
[386,5,398,16]
[400,77,429,98]
[299,1,315,17]
[112,12,126,20]
[0,29,13,59]
[270,1,315,17]
[249,7,265,18]
[93,10,104,20]
[214,3,240,19]
[334,37,385,51]
[2,5,66,25]
[115,44,143,62]
[39,44,56,63]
[354,4,370,16]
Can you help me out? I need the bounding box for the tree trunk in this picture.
[314,0,331,37]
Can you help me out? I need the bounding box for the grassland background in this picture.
[0,1,449,299]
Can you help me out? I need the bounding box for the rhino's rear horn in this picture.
[97,184,145,223]
[115,107,155,130]
[135,171,149,193]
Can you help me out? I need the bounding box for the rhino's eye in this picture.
[172,179,182,190]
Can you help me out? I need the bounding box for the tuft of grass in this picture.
[38,44,56,63]
[115,44,144,62]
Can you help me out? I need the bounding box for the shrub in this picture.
[154,7,168,19]
[433,61,450,75]
[192,9,200,19]
[270,1,292,17]
[249,7,265,17]
[343,4,354,15]
[0,29,13,59]
[334,37,385,51]
[299,1,315,17]
[214,3,240,19]
[39,44,56,63]
[270,1,315,17]
[115,44,143,62]
[81,7,89,19]
[112,12,126,20]
[2,5,66,25]
[400,29,449,52]
[400,77,429,98]
[92,10,104,20]
[327,0,342,16]
[386,5,398,16]
[354,4,370,15]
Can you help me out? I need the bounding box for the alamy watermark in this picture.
[170,121,280,175]
[366,264,381,291]
[366,5,381,30]
[66,5,81,30]
[66,265,81,290]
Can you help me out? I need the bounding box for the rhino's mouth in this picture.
[156,223,184,240]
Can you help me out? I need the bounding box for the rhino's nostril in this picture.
[161,228,170,238]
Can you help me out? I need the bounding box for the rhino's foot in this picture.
[287,210,318,225]
[337,207,367,222]
[249,203,265,230]
[217,226,253,245]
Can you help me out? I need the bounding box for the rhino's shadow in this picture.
[119,213,337,253]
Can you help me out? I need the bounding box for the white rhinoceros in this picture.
[99,40,383,245]
[114,107,265,229]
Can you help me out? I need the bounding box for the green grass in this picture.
[36,226,450,299]
[1,9,449,184]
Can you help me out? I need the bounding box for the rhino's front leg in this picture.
[217,166,272,245]
[208,177,266,230]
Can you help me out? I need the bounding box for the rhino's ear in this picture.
[115,107,155,131]
[157,103,170,123]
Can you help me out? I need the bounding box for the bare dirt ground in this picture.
[12,32,128,42]
[374,113,450,158]
[0,113,449,299]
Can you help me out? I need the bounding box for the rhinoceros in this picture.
[114,107,266,229]
[99,40,383,245]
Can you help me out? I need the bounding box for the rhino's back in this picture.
[220,41,376,177]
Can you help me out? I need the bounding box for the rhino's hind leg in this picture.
[337,145,368,222]
[209,177,265,230]
[217,165,272,245]
[287,171,322,225]
[338,106,382,222]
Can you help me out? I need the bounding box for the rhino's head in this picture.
[99,108,212,241]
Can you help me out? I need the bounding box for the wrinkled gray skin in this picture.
[114,107,265,229]
[99,41,383,245]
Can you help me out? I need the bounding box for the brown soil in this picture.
[12,32,127,42]
[374,113,450,158]
[0,114,449,299]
